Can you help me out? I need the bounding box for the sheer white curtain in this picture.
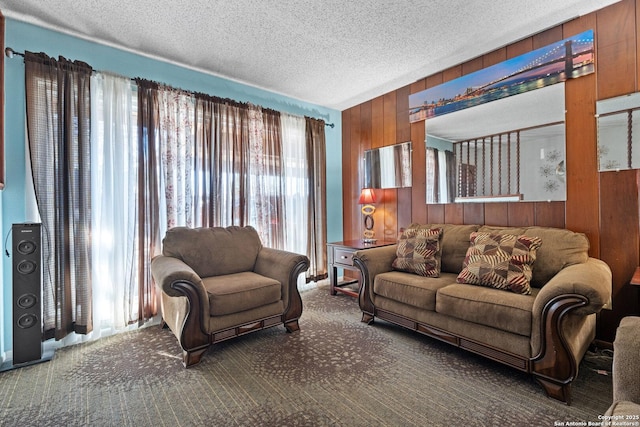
[438,150,449,203]
[90,72,141,336]
[281,113,307,253]
[426,148,437,204]
[281,113,314,290]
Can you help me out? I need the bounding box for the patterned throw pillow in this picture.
[456,232,542,295]
[392,227,443,277]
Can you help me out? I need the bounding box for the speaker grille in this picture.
[17,260,37,275]
[12,223,43,365]
[17,293,38,309]
[17,240,37,255]
[17,313,38,329]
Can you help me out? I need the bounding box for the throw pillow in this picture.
[456,232,542,295]
[392,227,443,277]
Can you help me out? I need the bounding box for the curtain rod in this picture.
[5,47,24,58]
[5,47,335,128]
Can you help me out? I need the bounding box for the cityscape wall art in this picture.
[409,29,594,123]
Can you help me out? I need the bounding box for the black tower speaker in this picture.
[12,223,43,365]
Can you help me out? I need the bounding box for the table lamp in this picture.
[358,188,377,243]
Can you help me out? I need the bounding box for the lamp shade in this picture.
[358,188,376,205]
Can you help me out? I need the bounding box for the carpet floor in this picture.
[0,284,613,426]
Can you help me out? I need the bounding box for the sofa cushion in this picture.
[162,226,263,278]
[478,225,527,236]
[456,232,542,295]
[374,271,458,311]
[436,283,537,336]
[408,223,480,274]
[203,272,281,316]
[522,227,589,287]
[392,227,443,277]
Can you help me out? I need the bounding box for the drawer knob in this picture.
[341,255,348,259]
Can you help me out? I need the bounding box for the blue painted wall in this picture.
[1,18,343,357]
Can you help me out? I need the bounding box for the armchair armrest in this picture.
[353,245,398,318]
[151,255,208,303]
[254,247,309,322]
[612,316,640,403]
[151,255,211,360]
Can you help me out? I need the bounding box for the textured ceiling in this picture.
[0,0,621,110]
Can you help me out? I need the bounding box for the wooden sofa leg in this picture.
[361,313,374,324]
[536,377,572,405]
[284,319,300,333]
[182,348,208,368]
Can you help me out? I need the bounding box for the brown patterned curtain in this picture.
[24,52,93,339]
[134,79,162,324]
[194,94,250,227]
[141,82,325,278]
[193,96,214,227]
[193,96,286,248]
[445,150,457,202]
[305,117,327,281]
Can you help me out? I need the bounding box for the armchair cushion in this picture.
[203,272,281,316]
[162,226,263,278]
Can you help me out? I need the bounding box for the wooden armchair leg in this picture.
[182,347,208,368]
[284,319,300,333]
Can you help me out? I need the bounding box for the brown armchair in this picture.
[605,316,640,418]
[151,225,310,367]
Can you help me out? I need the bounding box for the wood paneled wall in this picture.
[341,0,640,342]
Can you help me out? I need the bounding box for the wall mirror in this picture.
[363,141,412,189]
[425,83,566,203]
[597,92,640,171]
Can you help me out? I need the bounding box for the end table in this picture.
[327,239,396,297]
[630,267,640,314]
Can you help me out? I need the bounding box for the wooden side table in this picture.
[630,267,640,313]
[327,240,396,297]
[630,267,640,286]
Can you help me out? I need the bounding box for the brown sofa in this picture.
[353,223,612,404]
[151,226,309,367]
[605,316,640,419]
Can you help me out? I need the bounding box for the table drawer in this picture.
[334,248,355,267]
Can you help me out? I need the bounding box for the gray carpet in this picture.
[0,284,613,426]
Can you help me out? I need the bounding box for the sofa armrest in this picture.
[533,258,612,318]
[612,316,640,404]
[254,247,310,321]
[353,245,398,317]
[531,258,611,359]
[530,258,612,402]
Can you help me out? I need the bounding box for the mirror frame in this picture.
[424,83,566,204]
[363,141,412,189]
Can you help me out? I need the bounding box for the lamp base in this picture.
[362,238,377,244]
